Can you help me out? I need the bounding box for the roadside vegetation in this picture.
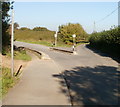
[58,23,89,45]
[14,23,89,47]
[0,67,19,99]
[1,48,31,99]
[14,50,31,61]
[6,48,31,61]
[89,27,120,60]
[1,47,31,99]
[1,1,32,99]
[14,28,55,42]
[2,1,13,54]
[17,39,73,47]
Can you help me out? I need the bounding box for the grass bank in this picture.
[14,29,55,42]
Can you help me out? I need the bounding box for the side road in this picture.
[3,52,71,105]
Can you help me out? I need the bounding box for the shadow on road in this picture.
[53,65,120,106]
[86,45,120,63]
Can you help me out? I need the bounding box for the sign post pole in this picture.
[11,9,14,77]
[54,31,57,46]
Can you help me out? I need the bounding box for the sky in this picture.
[13,1,118,34]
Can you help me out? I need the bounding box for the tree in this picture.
[58,23,88,44]
[14,22,19,29]
[20,27,31,30]
[2,1,14,54]
[33,27,49,31]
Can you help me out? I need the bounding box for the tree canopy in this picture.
[58,23,88,44]
[20,27,31,31]
[33,27,49,31]
[2,1,14,54]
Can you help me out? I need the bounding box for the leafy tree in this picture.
[20,27,31,30]
[33,27,49,31]
[58,23,88,44]
[2,1,14,54]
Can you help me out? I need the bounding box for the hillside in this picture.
[14,29,55,42]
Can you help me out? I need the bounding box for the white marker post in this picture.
[54,31,57,46]
[72,34,76,50]
[11,9,14,77]
[72,34,77,55]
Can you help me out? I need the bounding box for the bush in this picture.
[58,23,88,44]
[89,27,120,58]
[33,27,49,31]
[2,2,13,54]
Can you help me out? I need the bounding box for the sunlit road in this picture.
[14,41,119,106]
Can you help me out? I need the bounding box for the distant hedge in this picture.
[89,27,120,58]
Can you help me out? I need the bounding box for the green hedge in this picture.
[89,27,120,58]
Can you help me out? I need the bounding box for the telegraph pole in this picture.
[11,9,14,77]
[93,21,96,33]
[118,1,120,27]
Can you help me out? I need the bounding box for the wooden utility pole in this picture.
[118,1,120,27]
[93,21,96,33]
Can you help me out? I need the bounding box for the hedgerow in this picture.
[89,27,120,58]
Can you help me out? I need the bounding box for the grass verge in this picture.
[17,39,87,48]
[17,39,72,47]
[7,49,31,61]
[0,48,31,99]
[0,67,19,99]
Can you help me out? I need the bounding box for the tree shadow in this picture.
[86,45,120,63]
[53,65,120,106]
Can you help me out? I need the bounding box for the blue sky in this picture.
[14,2,118,34]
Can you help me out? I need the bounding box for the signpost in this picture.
[72,34,76,52]
[11,9,14,77]
[54,31,57,46]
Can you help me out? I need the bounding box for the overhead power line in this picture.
[96,5,120,23]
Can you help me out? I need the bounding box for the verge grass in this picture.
[7,49,31,61]
[1,49,31,99]
[0,67,19,99]
[17,39,87,48]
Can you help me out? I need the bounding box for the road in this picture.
[4,41,120,106]
[3,50,71,105]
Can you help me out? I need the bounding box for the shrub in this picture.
[58,23,88,44]
[89,27,120,58]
